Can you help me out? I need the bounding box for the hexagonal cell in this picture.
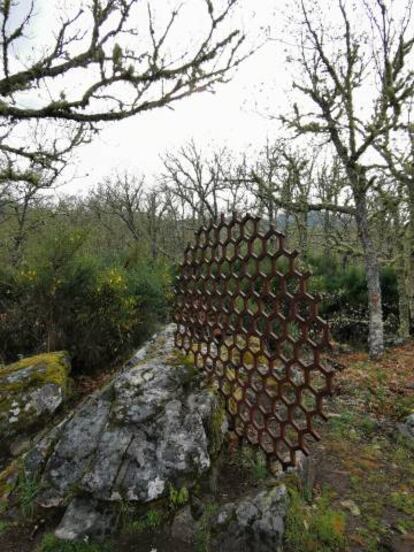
[272,252,290,274]
[246,424,259,445]
[308,368,329,394]
[256,257,271,278]
[284,424,299,449]
[245,387,257,407]
[280,340,295,362]
[249,236,266,259]
[296,342,316,367]
[300,388,318,413]
[275,439,292,465]
[288,362,307,386]
[224,242,237,262]
[269,317,284,340]
[240,217,256,240]
[227,396,238,416]
[250,372,265,393]
[296,294,318,319]
[215,359,225,377]
[290,405,308,431]
[274,401,288,423]
[253,317,266,338]
[234,295,245,315]
[308,318,329,346]
[257,392,273,415]
[221,379,233,398]
[238,401,251,423]
[234,416,245,437]
[227,220,241,243]
[241,314,255,335]
[286,320,303,343]
[280,382,297,406]
[232,383,244,403]
[266,416,281,439]
[278,294,293,319]
[241,350,255,367]
[286,272,302,295]
[235,365,249,388]
[217,224,230,245]
[263,376,279,399]
[245,297,260,317]
[227,313,239,332]
[260,431,275,454]
[235,241,249,261]
[257,362,270,377]
[251,408,265,430]
[238,274,252,295]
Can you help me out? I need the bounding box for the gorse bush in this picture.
[0,228,172,370]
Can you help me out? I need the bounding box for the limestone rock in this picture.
[171,505,197,544]
[54,498,115,541]
[21,325,226,541]
[0,351,72,457]
[210,485,288,552]
[398,413,414,440]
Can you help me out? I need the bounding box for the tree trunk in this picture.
[391,205,410,339]
[353,191,384,358]
[397,260,410,338]
[297,210,308,261]
[407,184,414,330]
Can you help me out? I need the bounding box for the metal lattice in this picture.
[173,213,334,470]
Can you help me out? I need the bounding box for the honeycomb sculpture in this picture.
[173,213,334,470]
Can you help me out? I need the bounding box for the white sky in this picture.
[9,0,413,195]
[27,0,288,194]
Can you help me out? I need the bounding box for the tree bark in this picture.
[354,191,384,358]
[407,185,414,329]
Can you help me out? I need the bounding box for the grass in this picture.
[124,508,163,533]
[308,341,414,551]
[0,520,9,535]
[37,533,110,552]
[195,502,219,552]
[15,472,40,519]
[233,445,269,481]
[284,487,347,552]
[168,483,189,510]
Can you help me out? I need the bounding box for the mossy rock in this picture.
[0,352,72,455]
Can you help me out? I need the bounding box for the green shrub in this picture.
[306,256,399,344]
[0,229,171,370]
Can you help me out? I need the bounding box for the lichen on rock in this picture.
[19,324,227,541]
[0,351,72,459]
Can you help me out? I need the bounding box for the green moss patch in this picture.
[0,351,71,394]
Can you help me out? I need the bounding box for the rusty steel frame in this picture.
[173,213,334,470]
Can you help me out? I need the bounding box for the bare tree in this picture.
[375,104,414,327]
[91,172,145,243]
[280,0,414,357]
[162,140,247,224]
[0,0,247,187]
[249,140,319,259]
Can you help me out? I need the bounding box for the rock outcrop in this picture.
[211,485,288,552]
[22,325,227,541]
[171,485,289,552]
[0,351,72,460]
[398,413,414,440]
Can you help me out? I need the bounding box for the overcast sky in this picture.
[28,0,288,194]
[12,0,413,195]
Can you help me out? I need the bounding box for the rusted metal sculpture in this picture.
[173,213,334,470]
